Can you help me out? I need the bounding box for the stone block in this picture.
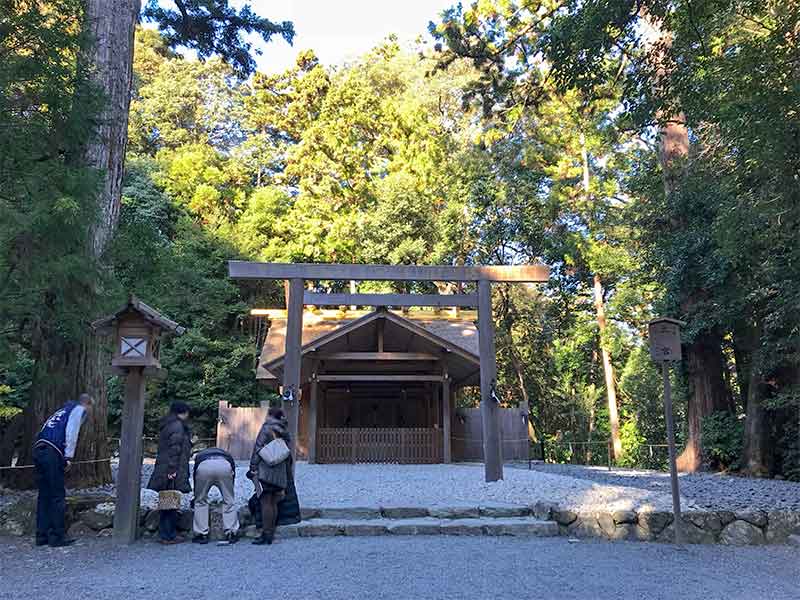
[637,511,673,536]
[658,520,715,545]
[439,519,485,535]
[0,498,35,536]
[684,511,723,534]
[344,521,389,536]
[242,525,260,539]
[479,504,529,518]
[787,534,800,547]
[734,511,767,529]
[177,509,193,532]
[387,518,442,536]
[532,501,558,521]
[80,508,113,531]
[144,510,160,532]
[429,506,480,519]
[553,510,578,526]
[67,522,95,538]
[612,510,638,525]
[275,525,300,539]
[381,506,429,519]
[719,520,765,545]
[766,511,800,543]
[597,513,616,537]
[318,507,381,520]
[568,514,604,538]
[298,520,344,537]
[483,518,558,537]
[301,507,321,520]
[237,506,254,528]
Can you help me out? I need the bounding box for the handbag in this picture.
[258,437,290,466]
[158,478,182,511]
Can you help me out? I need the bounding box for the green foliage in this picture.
[701,412,744,471]
[141,0,294,77]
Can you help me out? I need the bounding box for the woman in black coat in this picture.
[248,407,298,545]
[147,402,192,544]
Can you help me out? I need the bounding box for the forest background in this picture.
[1,0,798,483]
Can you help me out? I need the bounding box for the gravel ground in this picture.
[1,535,797,600]
[134,461,694,512]
[517,462,800,512]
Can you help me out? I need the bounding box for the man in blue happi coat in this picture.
[33,393,93,547]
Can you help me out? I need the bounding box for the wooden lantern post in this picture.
[648,317,685,544]
[92,296,185,545]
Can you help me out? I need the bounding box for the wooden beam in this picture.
[478,279,503,482]
[303,292,478,307]
[318,352,439,361]
[113,367,146,544]
[283,278,303,456]
[308,369,319,464]
[442,365,451,464]
[376,318,385,351]
[317,374,444,382]
[230,261,549,283]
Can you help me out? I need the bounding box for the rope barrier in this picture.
[0,457,112,471]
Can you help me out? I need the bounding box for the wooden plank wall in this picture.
[451,407,529,461]
[317,428,442,464]
[216,401,269,460]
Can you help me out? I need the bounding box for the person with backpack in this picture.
[33,393,94,547]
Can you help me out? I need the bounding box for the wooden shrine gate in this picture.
[229,261,549,482]
[317,427,442,464]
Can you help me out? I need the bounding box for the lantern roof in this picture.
[648,317,686,327]
[92,295,186,336]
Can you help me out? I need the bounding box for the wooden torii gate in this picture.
[228,261,549,482]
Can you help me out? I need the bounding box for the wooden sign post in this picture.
[93,296,185,545]
[648,317,685,544]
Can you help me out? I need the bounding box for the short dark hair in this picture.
[170,401,191,415]
[268,406,285,420]
[78,393,93,405]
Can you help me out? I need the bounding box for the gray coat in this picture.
[147,414,192,493]
[250,417,291,491]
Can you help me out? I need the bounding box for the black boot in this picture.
[251,531,274,545]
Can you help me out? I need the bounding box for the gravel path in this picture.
[134,461,693,512]
[5,460,799,515]
[2,535,797,600]
[518,462,800,512]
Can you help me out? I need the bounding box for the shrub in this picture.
[701,411,744,470]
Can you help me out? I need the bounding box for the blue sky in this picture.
[235,0,458,72]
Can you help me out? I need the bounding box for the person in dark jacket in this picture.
[248,407,293,545]
[33,393,93,547]
[147,402,192,544]
[192,447,238,544]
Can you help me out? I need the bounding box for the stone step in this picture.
[302,503,536,521]
[240,517,559,539]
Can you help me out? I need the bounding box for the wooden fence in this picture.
[216,401,268,460]
[318,428,442,464]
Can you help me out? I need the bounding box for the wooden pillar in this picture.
[283,277,304,456]
[478,279,503,481]
[442,365,452,464]
[113,367,146,544]
[377,317,385,352]
[308,368,319,464]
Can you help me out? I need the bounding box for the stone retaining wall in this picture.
[2,496,799,546]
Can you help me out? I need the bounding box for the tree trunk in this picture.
[677,332,732,471]
[4,0,140,489]
[9,333,112,488]
[82,0,142,257]
[594,274,622,460]
[736,320,772,476]
[579,131,622,461]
